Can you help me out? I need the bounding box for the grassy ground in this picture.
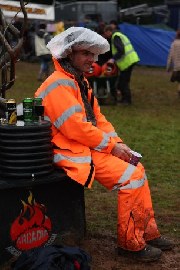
[85,67,180,239]
[2,62,180,269]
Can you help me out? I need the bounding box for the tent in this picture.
[119,23,176,67]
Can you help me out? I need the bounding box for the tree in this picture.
[0,0,28,97]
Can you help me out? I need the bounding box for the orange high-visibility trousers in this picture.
[91,150,160,251]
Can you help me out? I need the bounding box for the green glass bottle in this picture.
[33,97,42,106]
[33,97,44,121]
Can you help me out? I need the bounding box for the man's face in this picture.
[104,30,112,40]
[69,49,95,74]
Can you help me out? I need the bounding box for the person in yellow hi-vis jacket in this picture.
[35,27,173,262]
[103,24,139,105]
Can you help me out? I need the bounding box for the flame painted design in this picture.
[10,191,52,250]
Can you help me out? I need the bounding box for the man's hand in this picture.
[111,143,132,162]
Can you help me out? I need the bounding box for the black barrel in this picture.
[0,121,54,179]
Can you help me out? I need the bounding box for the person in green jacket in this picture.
[103,24,139,105]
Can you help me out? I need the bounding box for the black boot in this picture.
[118,245,162,262]
[146,236,174,251]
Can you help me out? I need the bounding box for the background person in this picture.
[109,19,119,31]
[34,27,173,262]
[34,23,52,81]
[166,29,180,97]
[103,25,140,104]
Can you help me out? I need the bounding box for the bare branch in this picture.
[0,0,28,98]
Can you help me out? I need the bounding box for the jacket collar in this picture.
[52,57,88,84]
[53,57,75,79]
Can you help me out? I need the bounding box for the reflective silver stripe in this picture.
[118,164,136,184]
[124,41,131,46]
[37,79,78,99]
[120,49,136,61]
[94,132,109,151]
[44,115,51,122]
[53,153,91,164]
[112,164,147,191]
[119,178,146,190]
[106,131,118,138]
[54,105,82,128]
[125,49,135,57]
[112,177,146,191]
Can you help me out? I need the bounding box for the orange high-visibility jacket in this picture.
[35,58,123,187]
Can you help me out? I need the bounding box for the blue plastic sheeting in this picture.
[119,23,176,67]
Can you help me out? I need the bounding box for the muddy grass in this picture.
[80,234,179,270]
[1,233,179,270]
